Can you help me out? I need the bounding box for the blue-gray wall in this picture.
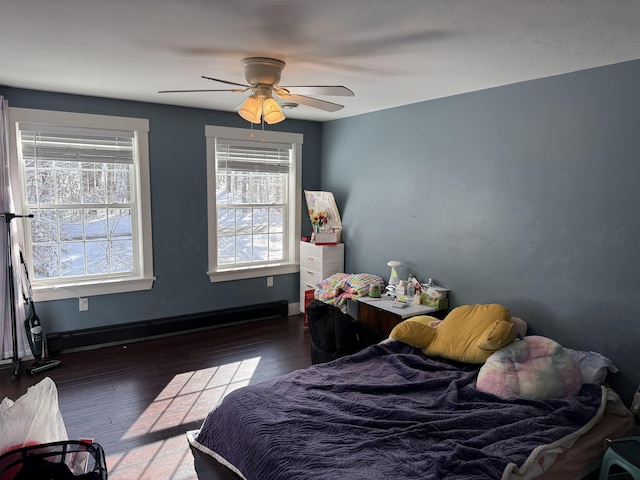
[0,87,322,331]
[4,59,640,405]
[322,59,640,405]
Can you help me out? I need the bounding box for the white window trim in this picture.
[205,125,302,283]
[8,108,155,301]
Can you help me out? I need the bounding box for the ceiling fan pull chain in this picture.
[260,97,268,142]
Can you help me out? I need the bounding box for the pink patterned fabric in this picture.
[314,273,385,307]
[477,335,583,400]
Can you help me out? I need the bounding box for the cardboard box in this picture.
[314,231,338,245]
[420,286,450,310]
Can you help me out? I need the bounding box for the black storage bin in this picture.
[0,440,107,480]
[306,299,382,364]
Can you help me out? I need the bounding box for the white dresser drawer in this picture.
[301,260,343,281]
[300,267,323,285]
[300,241,344,264]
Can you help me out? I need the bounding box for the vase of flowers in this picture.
[309,209,328,233]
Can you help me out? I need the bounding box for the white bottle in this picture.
[407,274,415,298]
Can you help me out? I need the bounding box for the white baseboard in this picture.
[288,302,302,316]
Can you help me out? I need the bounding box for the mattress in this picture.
[535,404,634,479]
[188,341,631,480]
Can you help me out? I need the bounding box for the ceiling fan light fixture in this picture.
[238,94,262,124]
[160,56,353,122]
[262,97,286,124]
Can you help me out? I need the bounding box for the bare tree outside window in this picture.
[215,146,289,267]
[205,125,301,282]
[18,126,135,281]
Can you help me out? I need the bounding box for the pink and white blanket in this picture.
[476,335,583,400]
[313,272,385,308]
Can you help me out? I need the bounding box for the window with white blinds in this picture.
[205,125,302,282]
[9,108,154,301]
[19,124,135,164]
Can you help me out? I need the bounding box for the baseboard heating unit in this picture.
[46,300,288,354]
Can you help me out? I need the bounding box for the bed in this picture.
[187,336,633,480]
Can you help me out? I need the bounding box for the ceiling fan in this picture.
[158,57,354,124]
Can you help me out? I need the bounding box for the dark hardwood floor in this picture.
[0,314,311,479]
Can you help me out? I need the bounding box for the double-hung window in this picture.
[9,108,154,301]
[205,125,302,282]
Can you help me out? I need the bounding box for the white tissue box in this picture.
[419,286,450,309]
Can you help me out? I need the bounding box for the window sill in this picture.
[207,263,300,283]
[32,276,156,302]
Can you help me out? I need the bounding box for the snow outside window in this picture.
[9,108,154,301]
[205,126,302,282]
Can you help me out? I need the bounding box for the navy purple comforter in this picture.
[192,341,603,480]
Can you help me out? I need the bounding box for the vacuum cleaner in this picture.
[20,251,61,375]
[24,300,61,375]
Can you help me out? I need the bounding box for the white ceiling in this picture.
[1,0,639,122]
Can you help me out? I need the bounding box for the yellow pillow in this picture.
[390,304,516,364]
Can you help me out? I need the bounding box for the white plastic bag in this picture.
[0,377,68,456]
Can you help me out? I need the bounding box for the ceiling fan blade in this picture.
[277,86,354,97]
[158,88,248,93]
[277,93,344,112]
[201,76,250,88]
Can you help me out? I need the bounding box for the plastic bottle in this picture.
[407,274,415,298]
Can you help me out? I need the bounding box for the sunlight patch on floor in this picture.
[108,357,261,477]
[118,356,261,441]
[106,434,195,480]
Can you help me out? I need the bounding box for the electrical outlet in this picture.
[267,276,274,287]
[79,297,89,311]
